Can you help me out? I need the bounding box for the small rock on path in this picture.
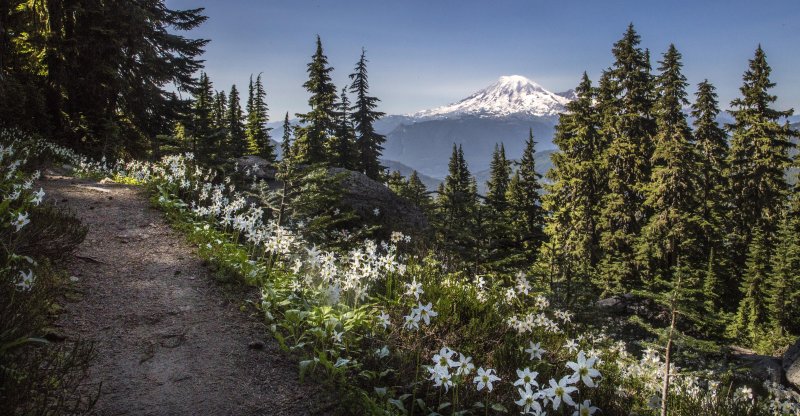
[42,175,331,416]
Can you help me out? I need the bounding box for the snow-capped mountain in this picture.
[411,75,571,119]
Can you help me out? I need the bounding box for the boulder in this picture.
[731,346,784,384]
[236,156,277,181]
[784,337,800,390]
[595,293,635,315]
[329,167,429,233]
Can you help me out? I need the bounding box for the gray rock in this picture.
[236,156,277,181]
[330,167,429,234]
[731,346,784,384]
[784,337,800,389]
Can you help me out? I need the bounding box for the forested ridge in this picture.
[2,2,800,415]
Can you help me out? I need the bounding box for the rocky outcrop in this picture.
[784,337,800,390]
[730,346,784,384]
[234,156,429,234]
[236,156,276,181]
[595,294,635,315]
[329,167,429,233]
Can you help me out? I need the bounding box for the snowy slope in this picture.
[411,75,571,119]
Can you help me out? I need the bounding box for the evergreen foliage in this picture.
[327,87,357,169]
[506,130,546,266]
[281,112,293,162]
[436,145,480,268]
[349,48,386,180]
[294,36,337,165]
[226,84,247,158]
[246,74,274,161]
[597,24,656,295]
[545,73,604,288]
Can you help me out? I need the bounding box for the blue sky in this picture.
[167,0,799,119]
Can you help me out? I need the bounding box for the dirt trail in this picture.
[42,175,331,416]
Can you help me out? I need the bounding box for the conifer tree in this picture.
[486,143,511,213]
[327,87,356,169]
[727,46,796,277]
[637,45,703,289]
[484,143,513,268]
[691,80,730,312]
[731,226,771,342]
[192,71,216,164]
[404,171,434,213]
[349,48,386,179]
[246,74,274,161]
[213,90,227,131]
[436,144,479,266]
[226,84,247,158]
[507,130,546,263]
[597,24,656,294]
[281,112,293,162]
[545,73,604,285]
[294,35,337,165]
[768,177,800,335]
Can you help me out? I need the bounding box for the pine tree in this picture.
[597,24,656,294]
[545,72,605,286]
[192,71,216,164]
[281,112,293,162]
[768,176,800,335]
[246,74,274,161]
[213,90,227,131]
[294,35,337,165]
[507,130,546,264]
[691,80,730,313]
[727,46,797,278]
[486,143,511,212]
[225,84,247,158]
[637,45,703,287]
[404,171,434,213]
[484,143,513,269]
[349,48,386,179]
[731,226,771,342]
[327,87,356,169]
[436,144,479,267]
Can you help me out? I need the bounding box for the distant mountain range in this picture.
[270,78,800,191]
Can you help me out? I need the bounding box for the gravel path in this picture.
[42,175,331,416]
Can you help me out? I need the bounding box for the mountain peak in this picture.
[411,75,571,119]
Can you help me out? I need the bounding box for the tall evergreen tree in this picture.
[507,130,546,264]
[597,24,656,294]
[226,84,247,158]
[327,87,357,169]
[691,80,730,312]
[768,209,800,336]
[212,90,227,130]
[192,71,216,163]
[281,112,293,161]
[727,46,797,277]
[349,48,386,179]
[404,171,434,214]
[485,143,513,268]
[731,226,771,342]
[545,73,605,285]
[436,144,479,267]
[294,35,337,165]
[246,74,274,161]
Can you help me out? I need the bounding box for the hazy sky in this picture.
[166,0,799,119]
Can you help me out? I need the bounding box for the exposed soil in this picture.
[41,175,333,416]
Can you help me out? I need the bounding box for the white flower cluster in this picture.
[427,346,475,392]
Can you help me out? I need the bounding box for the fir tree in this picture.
[637,45,703,288]
[436,144,479,267]
[226,84,247,158]
[727,46,797,278]
[507,130,546,264]
[404,171,434,213]
[212,90,227,131]
[597,24,656,294]
[281,112,293,162]
[485,143,513,269]
[691,80,730,312]
[545,72,605,286]
[294,35,337,165]
[327,87,356,169]
[768,211,800,335]
[246,74,274,161]
[349,48,386,180]
[192,71,216,164]
[731,226,771,342]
